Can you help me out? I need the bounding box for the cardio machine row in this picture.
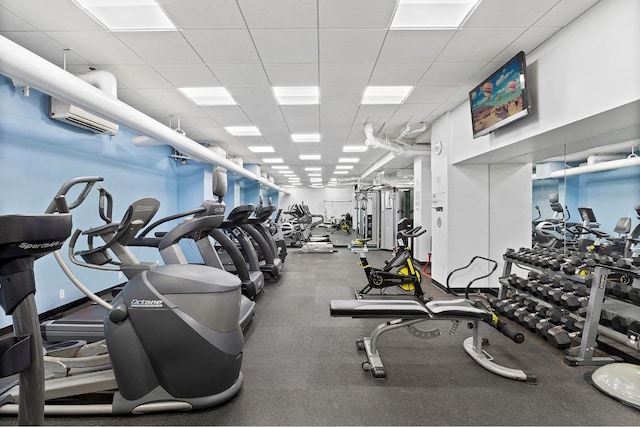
[0,170,286,422]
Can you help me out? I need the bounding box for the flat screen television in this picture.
[469,51,530,138]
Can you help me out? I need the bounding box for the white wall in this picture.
[279,186,353,221]
[453,0,640,164]
[430,0,640,288]
[413,155,432,262]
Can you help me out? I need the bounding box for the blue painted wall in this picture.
[0,75,178,328]
[533,166,640,235]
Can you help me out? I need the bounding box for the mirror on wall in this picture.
[532,140,640,254]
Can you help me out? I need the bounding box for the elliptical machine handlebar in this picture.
[45,176,104,214]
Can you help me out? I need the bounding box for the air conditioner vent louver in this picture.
[51,100,119,135]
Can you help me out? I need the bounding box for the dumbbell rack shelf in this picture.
[500,250,640,366]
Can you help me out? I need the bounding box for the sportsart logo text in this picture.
[18,241,64,250]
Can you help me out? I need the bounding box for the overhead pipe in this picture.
[549,155,640,178]
[364,123,430,156]
[0,35,289,194]
[394,122,427,143]
[360,152,397,180]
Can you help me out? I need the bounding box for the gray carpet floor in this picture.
[3,245,639,425]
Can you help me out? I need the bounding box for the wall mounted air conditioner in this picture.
[50,101,119,135]
[50,69,119,136]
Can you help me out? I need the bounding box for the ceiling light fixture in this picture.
[307,173,322,177]
[248,146,275,153]
[73,0,177,31]
[362,86,413,105]
[299,154,321,160]
[390,0,480,30]
[305,167,322,171]
[178,87,236,106]
[224,126,261,136]
[271,165,290,170]
[273,86,319,105]
[343,145,369,152]
[262,158,283,163]
[336,165,354,170]
[333,170,349,175]
[338,157,360,163]
[291,133,321,143]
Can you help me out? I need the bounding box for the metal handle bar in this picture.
[445,256,498,299]
[45,176,104,214]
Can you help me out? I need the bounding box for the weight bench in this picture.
[330,298,536,383]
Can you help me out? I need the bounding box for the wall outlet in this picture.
[59,289,65,299]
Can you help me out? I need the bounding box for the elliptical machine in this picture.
[0,177,244,417]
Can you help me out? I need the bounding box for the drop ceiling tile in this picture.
[201,105,251,125]
[404,86,459,104]
[490,26,562,64]
[1,31,86,66]
[391,103,439,122]
[319,0,397,29]
[284,117,320,133]
[180,117,223,128]
[418,63,486,86]
[44,30,145,65]
[154,64,221,87]
[0,7,36,31]
[321,104,359,120]
[378,30,455,63]
[319,63,373,87]
[319,29,387,63]
[369,63,428,86]
[0,0,103,31]
[183,30,260,64]
[115,32,202,65]
[356,104,398,121]
[535,0,600,27]
[239,0,317,28]
[251,29,318,63]
[99,65,173,89]
[463,0,559,28]
[321,86,365,104]
[208,64,270,87]
[158,0,245,29]
[133,89,195,107]
[281,105,320,118]
[228,87,278,105]
[437,28,527,63]
[263,64,319,86]
[234,135,269,145]
[135,104,171,120]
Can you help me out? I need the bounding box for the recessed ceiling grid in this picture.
[0,0,601,186]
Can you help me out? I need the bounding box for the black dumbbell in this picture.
[560,284,589,311]
[628,287,640,304]
[611,315,634,334]
[599,309,617,328]
[632,257,640,267]
[610,282,630,299]
[546,325,579,350]
[615,258,633,269]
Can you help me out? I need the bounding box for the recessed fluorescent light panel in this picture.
[336,165,354,169]
[262,158,283,163]
[307,173,322,177]
[338,158,360,163]
[248,146,275,153]
[333,170,349,175]
[278,170,294,174]
[343,145,369,153]
[273,87,319,105]
[74,0,177,31]
[299,154,321,160]
[178,87,236,106]
[291,133,321,143]
[224,126,261,136]
[305,167,322,171]
[390,0,480,29]
[271,166,289,170]
[362,86,413,104]
[310,178,322,183]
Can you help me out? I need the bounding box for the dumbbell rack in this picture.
[500,248,640,366]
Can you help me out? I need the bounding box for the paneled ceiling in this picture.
[0,0,599,186]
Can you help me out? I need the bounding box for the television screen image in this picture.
[469,51,530,138]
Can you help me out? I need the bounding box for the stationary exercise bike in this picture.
[354,226,427,301]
